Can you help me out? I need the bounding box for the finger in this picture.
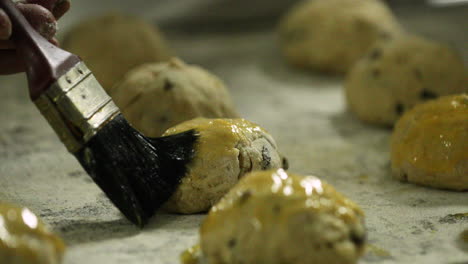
[0,9,12,40]
[16,3,57,40]
[0,39,14,49]
[0,49,25,75]
[52,0,70,19]
[23,0,58,12]
[23,0,70,19]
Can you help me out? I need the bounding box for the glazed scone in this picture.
[182,169,366,264]
[391,94,468,190]
[162,118,286,214]
[111,58,239,137]
[278,0,402,74]
[346,35,467,126]
[0,202,65,264]
[63,12,172,92]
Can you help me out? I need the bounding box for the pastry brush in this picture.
[0,0,198,227]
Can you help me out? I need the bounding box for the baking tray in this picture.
[0,1,467,263]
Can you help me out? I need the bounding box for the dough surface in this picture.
[163,118,286,214]
[63,12,172,92]
[0,202,65,264]
[391,94,468,191]
[182,169,366,264]
[278,0,401,74]
[345,34,467,126]
[111,58,238,137]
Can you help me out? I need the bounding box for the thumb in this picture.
[0,9,12,40]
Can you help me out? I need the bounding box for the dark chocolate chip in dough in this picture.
[369,49,382,60]
[239,190,252,204]
[379,31,392,40]
[282,157,289,170]
[395,103,404,116]
[372,68,381,78]
[163,80,174,91]
[273,204,281,214]
[350,231,366,247]
[420,89,438,100]
[261,146,272,170]
[158,116,169,123]
[227,238,237,248]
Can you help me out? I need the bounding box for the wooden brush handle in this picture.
[0,0,80,100]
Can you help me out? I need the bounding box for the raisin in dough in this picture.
[162,118,286,214]
[278,0,402,74]
[63,12,172,92]
[391,94,468,191]
[346,35,467,126]
[0,202,65,264]
[111,58,239,137]
[181,169,366,264]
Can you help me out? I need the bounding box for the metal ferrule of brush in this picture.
[34,62,120,153]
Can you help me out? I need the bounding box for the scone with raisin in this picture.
[345,35,467,126]
[182,169,366,264]
[391,94,468,190]
[111,58,238,137]
[278,0,402,74]
[0,202,65,264]
[163,118,287,214]
[63,12,172,92]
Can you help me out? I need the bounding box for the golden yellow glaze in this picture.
[180,244,201,264]
[163,118,283,213]
[188,169,365,264]
[0,203,65,264]
[205,169,363,228]
[391,94,468,190]
[164,117,267,177]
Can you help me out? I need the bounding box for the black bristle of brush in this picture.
[75,117,198,226]
[0,0,198,227]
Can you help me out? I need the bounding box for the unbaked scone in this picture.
[111,58,239,137]
[345,35,467,126]
[162,118,286,214]
[0,202,65,264]
[181,169,366,264]
[63,12,172,92]
[391,94,468,191]
[278,0,402,74]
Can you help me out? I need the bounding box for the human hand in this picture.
[0,0,70,74]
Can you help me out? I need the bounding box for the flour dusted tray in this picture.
[0,2,467,263]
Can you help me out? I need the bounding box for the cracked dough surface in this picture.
[182,169,366,264]
[63,12,172,92]
[111,58,238,137]
[0,202,65,264]
[278,0,401,74]
[345,34,467,126]
[162,118,285,214]
[391,94,468,191]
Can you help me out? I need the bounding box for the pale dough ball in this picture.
[278,0,402,74]
[391,94,468,191]
[162,118,286,214]
[0,202,65,264]
[111,58,239,137]
[345,35,467,126]
[63,12,172,92]
[181,169,366,264]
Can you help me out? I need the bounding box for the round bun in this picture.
[63,12,172,92]
[192,169,366,264]
[111,58,239,137]
[278,0,401,74]
[162,118,286,214]
[345,34,467,126]
[391,94,468,191]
